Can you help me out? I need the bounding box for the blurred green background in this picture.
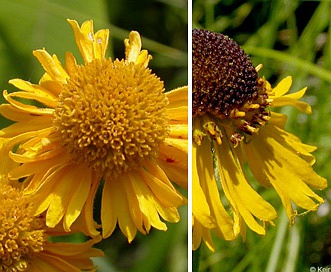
[193,0,331,271]
[0,0,187,271]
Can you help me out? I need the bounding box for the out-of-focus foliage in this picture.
[193,0,331,271]
[0,1,187,271]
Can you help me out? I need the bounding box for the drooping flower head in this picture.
[0,19,188,242]
[0,178,103,272]
[192,29,327,251]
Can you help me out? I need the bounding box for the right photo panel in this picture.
[192,0,331,271]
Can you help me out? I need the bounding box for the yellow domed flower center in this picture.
[0,183,46,271]
[192,29,272,147]
[54,58,169,177]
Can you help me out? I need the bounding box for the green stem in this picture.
[193,246,201,272]
[284,223,300,272]
[266,210,288,272]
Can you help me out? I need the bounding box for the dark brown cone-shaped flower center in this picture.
[192,29,271,147]
[193,29,259,117]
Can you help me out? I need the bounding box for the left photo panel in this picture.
[0,1,188,271]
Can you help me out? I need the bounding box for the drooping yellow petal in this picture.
[64,165,93,231]
[245,123,327,220]
[215,139,277,235]
[192,145,215,229]
[128,171,168,231]
[197,139,236,240]
[122,173,146,235]
[102,175,137,242]
[71,174,101,237]
[139,167,184,207]
[43,182,71,228]
[192,218,215,252]
[271,121,317,164]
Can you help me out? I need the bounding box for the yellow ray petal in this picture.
[192,145,215,228]
[124,31,151,67]
[166,86,188,107]
[166,86,188,124]
[128,171,167,231]
[2,90,54,116]
[270,76,311,113]
[71,173,101,237]
[0,116,53,137]
[271,76,292,97]
[39,76,62,96]
[0,138,18,176]
[9,78,57,97]
[269,121,316,164]
[33,50,68,83]
[192,218,215,252]
[42,184,70,227]
[143,160,176,189]
[198,140,235,240]
[168,124,188,139]
[67,19,109,63]
[155,205,180,223]
[34,255,81,272]
[192,217,203,250]
[139,167,184,207]
[246,124,327,219]
[3,91,57,109]
[158,140,187,188]
[166,107,188,124]
[94,28,110,60]
[44,167,86,228]
[102,176,137,242]
[65,51,78,75]
[215,140,277,235]
[64,165,93,231]
[271,93,312,113]
[122,173,146,235]
[9,154,62,181]
[44,236,103,257]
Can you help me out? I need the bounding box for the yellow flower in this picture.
[192,29,327,251]
[0,180,103,272]
[0,19,187,242]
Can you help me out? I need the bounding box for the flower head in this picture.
[0,19,187,242]
[192,29,327,251]
[0,179,103,272]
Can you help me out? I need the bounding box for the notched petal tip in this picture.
[67,18,109,62]
[124,31,151,66]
